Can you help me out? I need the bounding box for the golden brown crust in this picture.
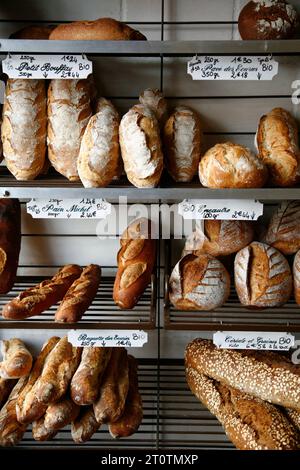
[0,339,32,379]
[0,199,21,294]
[0,377,28,447]
[265,201,300,254]
[43,396,80,431]
[71,407,100,443]
[32,416,57,441]
[9,25,55,39]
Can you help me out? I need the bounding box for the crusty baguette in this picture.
[0,378,17,408]
[0,377,28,447]
[109,355,143,438]
[44,396,80,432]
[93,348,129,424]
[0,198,21,294]
[139,88,167,126]
[185,338,300,411]
[186,367,299,450]
[265,201,300,255]
[71,407,100,444]
[55,264,101,323]
[293,250,300,305]
[0,338,32,379]
[16,336,60,424]
[32,416,57,442]
[2,264,82,319]
[71,347,111,405]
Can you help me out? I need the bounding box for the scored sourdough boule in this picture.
[264,201,300,255]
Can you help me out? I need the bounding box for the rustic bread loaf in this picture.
[32,416,57,441]
[234,241,292,307]
[238,1,299,40]
[71,407,100,443]
[293,250,300,304]
[169,253,230,311]
[47,79,93,181]
[199,142,267,188]
[182,220,255,258]
[186,367,300,450]
[139,88,168,127]
[49,18,146,41]
[0,377,28,447]
[10,24,55,39]
[0,198,21,294]
[0,378,16,408]
[1,79,47,180]
[113,218,156,309]
[256,108,300,187]
[185,338,300,411]
[265,201,300,254]
[43,396,80,432]
[163,106,202,183]
[0,339,32,379]
[119,104,163,188]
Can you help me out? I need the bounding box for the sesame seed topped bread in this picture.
[265,201,300,255]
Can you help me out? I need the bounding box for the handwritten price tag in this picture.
[213,331,295,351]
[68,330,148,348]
[26,198,111,219]
[187,55,278,81]
[178,199,263,220]
[2,53,92,79]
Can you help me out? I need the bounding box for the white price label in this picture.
[68,330,148,348]
[187,55,278,81]
[26,198,111,219]
[2,53,92,79]
[213,331,295,351]
[178,199,263,220]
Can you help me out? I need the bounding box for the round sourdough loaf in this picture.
[234,241,292,307]
[169,253,230,311]
[264,201,300,254]
[293,250,300,305]
[199,142,268,188]
[139,89,168,127]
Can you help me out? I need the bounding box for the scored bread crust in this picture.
[265,201,300,254]
[0,338,32,379]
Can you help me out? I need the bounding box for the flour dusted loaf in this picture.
[182,220,254,258]
[186,367,300,450]
[185,338,300,411]
[49,18,146,41]
[0,339,32,379]
[169,253,230,311]
[238,1,299,40]
[0,377,28,447]
[2,79,47,180]
[139,88,168,127]
[199,142,267,188]
[256,107,300,187]
[78,98,120,188]
[43,396,80,432]
[47,79,93,181]
[71,407,100,443]
[163,106,202,183]
[265,201,300,254]
[0,199,21,294]
[293,250,300,304]
[119,104,163,188]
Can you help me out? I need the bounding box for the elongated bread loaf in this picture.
[0,339,32,379]
[43,396,80,432]
[32,416,57,442]
[139,88,167,126]
[293,250,300,305]
[1,79,47,180]
[0,378,16,408]
[265,201,300,255]
[0,377,28,447]
[185,338,300,411]
[0,198,21,294]
[71,407,100,444]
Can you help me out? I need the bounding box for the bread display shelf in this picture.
[0,275,156,330]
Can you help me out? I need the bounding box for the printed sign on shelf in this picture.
[187,55,278,80]
[26,198,111,219]
[2,53,92,79]
[178,199,263,221]
[68,330,148,348]
[213,331,295,352]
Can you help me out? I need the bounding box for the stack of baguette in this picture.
[185,338,300,450]
[0,336,143,446]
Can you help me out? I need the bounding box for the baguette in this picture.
[293,250,300,305]
[109,355,143,438]
[185,338,300,411]
[0,338,32,379]
[0,378,17,408]
[32,416,57,442]
[186,367,299,450]
[0,377,28,447]
[93,348,129,424]
[55,264,101,323]
[71,347,111,405]
[71,407,100,444]
[265,201,300,255]
[43,396,80,432]
[0,199,21,294]
[2,264,82,320]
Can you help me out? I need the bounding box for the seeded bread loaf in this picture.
[265,201,300,254]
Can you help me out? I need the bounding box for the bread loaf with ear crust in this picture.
[113,218,156,309]
[0,339,32,379]
[0,378,17,408]
[293,250,300,305]
[265,201,300,255]
[0,377,28,447]
[71,407,100,443]
[0,198,21,294]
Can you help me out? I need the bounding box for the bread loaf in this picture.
[113,218,156,309]
[71,407,100,443]
[119,104,163,188]
[43,396,80,432]
[139,88,167,126]
[10,24,55,39]
[0,378,17,408]
[32,416,57,442]
[0,111,2,163]
[49,18,146,41]
[185,338,300,411]
[199,142,267,188]
[93,348,129,424]
[0,339,32,379]
[164,106,202,183]
[293,250,300,305]
[265,201,300,254]
[256,108,300,187]
[1,79,47,180]
[2,264,82,320]
[78,98,120,188]
[109,355,143,438]
[186,367,299,450]
[0,198,21,294]
[0,377,28,447]
[169,253,230,311]
[55,264,101,323]
[16,337,60,424]
[286,408,300,431]
[234,241,292,307]
[182,220,254,258]
[47,79,93,181]
[238,1,299,40]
